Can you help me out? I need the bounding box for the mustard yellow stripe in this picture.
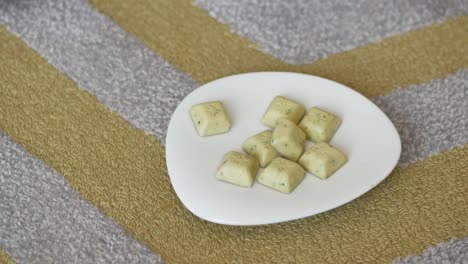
[90,0,468,98]
[1,26,467,264]
[0,248,14,264]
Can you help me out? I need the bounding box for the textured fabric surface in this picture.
[392,237,468,264]
[0,0,467,263]
[0,0,197,143]
[373,69,468,167]
[1,0,466,152]
[0,131,164,264]
[0,248,14,264]
[90,0,468,93]
[1,25,467,264]
[194,0,468,64]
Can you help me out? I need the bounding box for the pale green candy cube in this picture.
[299,142,348,179]
[261,96,305,128]
[242,130,280,167]
[190,101,231,136]
[298,107,341,142]
[258,157,305,193]
[271,118,306,162]
[216,151,259,187]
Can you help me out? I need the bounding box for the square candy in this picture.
[271,118,306,162]
[298,107,341,142]
[242,130,280,167]
[262,96,305,128]
[298,142,347,179]
[216,151,259,187]
[258,157,305,193]
[190,101,231,136]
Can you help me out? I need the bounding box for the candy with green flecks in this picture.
[216,151,259,187]
[242,130,280,167]
[298,107,341,142]
[258,157,305,193]
[271,118,306,162]
[262,96,305,128]
[299,142,347,179]
[190,101,231,136]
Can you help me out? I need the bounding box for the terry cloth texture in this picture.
[0,248,14,264]
[194,0,468,64]
[0,0,467,263]
[391,237,468,264]
[0,131,164,264]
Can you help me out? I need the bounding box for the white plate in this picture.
[166,72,401,226]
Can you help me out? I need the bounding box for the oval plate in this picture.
[166,72,401,226]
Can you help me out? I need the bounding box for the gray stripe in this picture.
[373,69,468,167]
[194,0,468,64]
[391,237,468,264]
[0,131,165,264]
[0,0,198,144]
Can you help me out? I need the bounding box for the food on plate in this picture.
[298,107,341,142]
[205,94,347,192]
[271,118,306,162]
[258,157,305,193]
[242,130,279,167]
[298,142,347,179]
[216,151,259,187]
[261,96,305,128]
[190,101,231,136]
